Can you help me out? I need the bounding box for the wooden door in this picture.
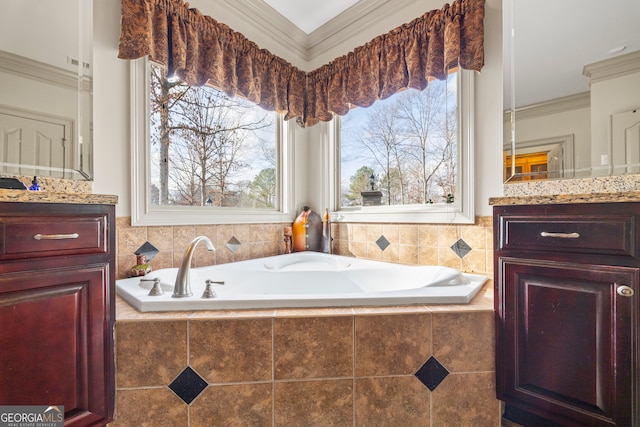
[0,108,72,177]
[611,108,640,174]
[0,264,113,426]
[497,258,636,427]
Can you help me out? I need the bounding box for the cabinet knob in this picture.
[616,285,635,297]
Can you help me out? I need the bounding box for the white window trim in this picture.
[129,58,295,226]
[324,71,476,224]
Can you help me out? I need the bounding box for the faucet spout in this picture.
[173,236,215,298]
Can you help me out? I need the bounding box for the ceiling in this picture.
[262,0,360,34]
[504,0,640,109]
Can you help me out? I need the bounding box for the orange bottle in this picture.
[292,206,323,252]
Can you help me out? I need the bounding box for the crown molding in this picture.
[504,92,590,122]
[0,50,91,91]
[306,0,413,58]
[207,0,309,67]
[582,50,640,84]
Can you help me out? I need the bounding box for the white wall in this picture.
[590,70,640,168]
[505,106,591,170]
[91,0,503,218]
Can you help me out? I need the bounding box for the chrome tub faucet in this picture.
[173,236,215,298]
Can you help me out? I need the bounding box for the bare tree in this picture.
[167,136,202,205]
[433,97,458,198]
[397,84,448,203]
[151,69,273,206]
[342,75,457,207]
[356,102,407,205]
[149,64,191,204]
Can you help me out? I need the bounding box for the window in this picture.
[328,71,475,224]
[148,63,276,208]
[131,58,294,225]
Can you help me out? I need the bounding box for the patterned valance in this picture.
[118,0,484,127]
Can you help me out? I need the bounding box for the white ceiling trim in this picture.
[210,0,309,66]
[305,0,419,62]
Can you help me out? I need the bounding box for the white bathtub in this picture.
[116,252,488,312]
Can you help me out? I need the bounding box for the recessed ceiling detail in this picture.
[263,0,360,34]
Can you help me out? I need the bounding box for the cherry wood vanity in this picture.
[493,199,639,427]
[0,195,116,426]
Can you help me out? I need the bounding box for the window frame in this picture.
[130,58,295,226]
[325,70,476,224]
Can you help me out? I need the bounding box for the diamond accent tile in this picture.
[376,235,390,251]
[225,236,241,253]
[450,238,472,259]
[169,366,208,404]
[415,356,449,391]
[135,241,159,262]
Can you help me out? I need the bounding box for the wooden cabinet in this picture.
[0,202,115,426]
[494,203,639,427]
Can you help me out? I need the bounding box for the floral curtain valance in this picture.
[118,0,485,127]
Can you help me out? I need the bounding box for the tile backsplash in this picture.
[116,216,493,279]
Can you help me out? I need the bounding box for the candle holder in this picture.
[283,226,293,254]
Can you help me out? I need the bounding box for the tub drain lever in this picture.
[202,279,220,299]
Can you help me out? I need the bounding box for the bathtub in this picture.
[115,252,488,312]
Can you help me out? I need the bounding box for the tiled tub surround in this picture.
[114,216,497,425]
[116,216,493,280]
[113,283,499,426]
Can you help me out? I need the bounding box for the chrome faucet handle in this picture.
[142,277,164,296]
[202,279,218,299]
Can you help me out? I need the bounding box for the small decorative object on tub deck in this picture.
[130,254,152,277]
[283,226,293,254]
[292,206,323,252]
[322,208,331,253]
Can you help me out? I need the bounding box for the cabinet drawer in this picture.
[497,212,637,258]
[0,214,107,260]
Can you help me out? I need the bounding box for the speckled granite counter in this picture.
[502,174,640,198]
[1,175,93,193]
[489,190,640,206]
[0,189,118,205]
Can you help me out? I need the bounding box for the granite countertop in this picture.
[489,190,640,206]
[0,189,118,205]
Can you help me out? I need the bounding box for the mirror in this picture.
[503,0,640,182]
[0,0,92,180]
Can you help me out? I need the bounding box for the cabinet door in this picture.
[0,264,113,426]
[497,258,637,427]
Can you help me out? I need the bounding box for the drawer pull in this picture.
[617,285,634,297]
[540,231,580,239]
[33,233,80,240]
